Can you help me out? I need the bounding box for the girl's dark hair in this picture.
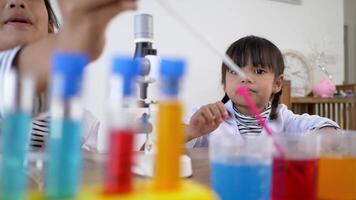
[221,35,285,120]
[44,0,59,33]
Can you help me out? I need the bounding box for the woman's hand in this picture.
[58,0,138,59]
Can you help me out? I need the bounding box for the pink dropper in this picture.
[236,86,285,157]
[236,86,307,186]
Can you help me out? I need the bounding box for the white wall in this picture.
[344,0,356,83]
[52,0,344,152]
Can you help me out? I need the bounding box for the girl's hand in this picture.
[186,101,229,141]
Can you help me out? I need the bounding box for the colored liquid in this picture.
[105,129,134,194]
[271,158,319,200]
[0,112,31,200]
[153,102,183,190]
[46,119,82,199]
[318,156,356,199]
[211,161,272,200]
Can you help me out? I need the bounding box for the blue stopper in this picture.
[112,57,139,97]
[159,59,186,96]
[52,52,89,99]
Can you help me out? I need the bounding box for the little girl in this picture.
[185,35,339,147]
[0,0,137,151]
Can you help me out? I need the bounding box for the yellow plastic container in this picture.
[28,180,216,200]
[28,187,144,200]
[143,180,216,200]
[28,190,93,200]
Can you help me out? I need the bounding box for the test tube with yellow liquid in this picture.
[152,59,184,191]
[145,59,216,200]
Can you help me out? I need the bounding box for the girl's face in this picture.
[224,64,283,113]
[0,0,49,50]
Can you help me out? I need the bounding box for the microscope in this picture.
[133,13,157,153]
[133,14,192,178]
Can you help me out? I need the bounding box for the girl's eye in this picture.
[227,68,237,75]
[255,68,266,75]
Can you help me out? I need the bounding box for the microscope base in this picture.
[132,152,192,178]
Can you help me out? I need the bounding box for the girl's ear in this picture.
[272,74,284,93]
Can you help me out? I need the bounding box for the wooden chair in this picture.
[280,80,292,109]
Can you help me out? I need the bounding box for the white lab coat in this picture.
[185,100,339,148]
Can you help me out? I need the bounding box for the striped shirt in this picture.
[233,102,271,136]
[30,113,49,150]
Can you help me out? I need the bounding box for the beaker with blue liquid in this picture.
[210,134,273,200]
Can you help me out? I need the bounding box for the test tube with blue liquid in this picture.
[45,52,88,198]
[0,70,35,200]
